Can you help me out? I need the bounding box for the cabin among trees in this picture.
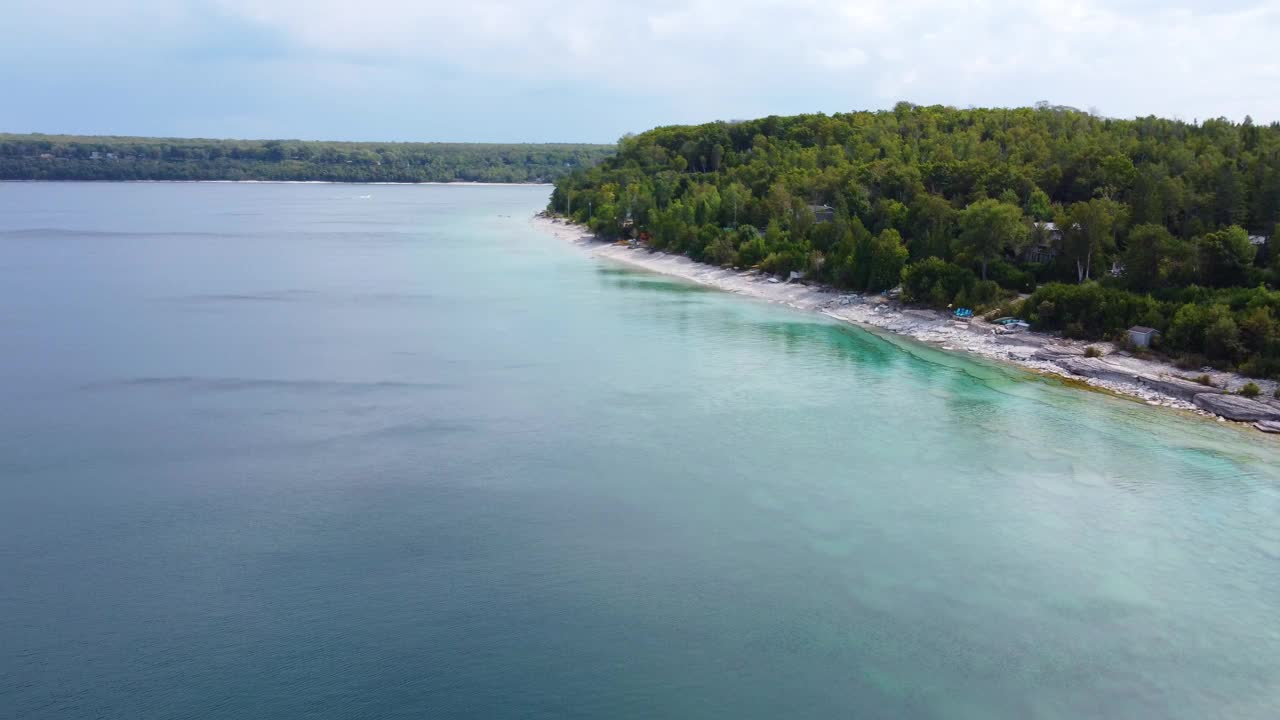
[809,204,836,223]
[1022,222,1062,263]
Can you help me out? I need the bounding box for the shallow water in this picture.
[2,182,1279,719]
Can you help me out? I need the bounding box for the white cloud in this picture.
[3,0,1279,139]
[203,0,1280,118]
[813,48,869,70]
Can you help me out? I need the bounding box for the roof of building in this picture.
[1128,326,1159,335]
[1034,221,1083,232]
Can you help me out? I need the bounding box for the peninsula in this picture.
[543,104,1280,432]
[0,133,614,184]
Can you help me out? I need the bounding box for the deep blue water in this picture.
[2,182,1279,719]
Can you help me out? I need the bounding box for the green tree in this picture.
[1204,314,1244,362]
[720,182,750,227]
[901,257,976,307]
[1025,188,1053,221]
[1197,226,1256,287]
[867,229,909,291]
[907,193,955,260]
[1122,223,1174,291]
[1062,198,1123,283]
[956,199,1029,281]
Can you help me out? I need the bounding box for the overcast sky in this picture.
[4,1,1278,143]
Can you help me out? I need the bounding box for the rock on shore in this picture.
[1136,376,1218,402]
[1192,394,1280,422]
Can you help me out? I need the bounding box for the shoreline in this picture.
[532,215,1280,435]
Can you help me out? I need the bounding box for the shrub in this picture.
[1193,374,1214,386]
[986,260,1036,294]
[1275,387,1280,399]
[702,232,738,267]
[737,235,768,267]
[1239,382,1261,398]
[866,229,909,292]
[1175,354,1208,371]
[971,279,1004,307]
[985,299,1025,321]
[1023,282,1161,339]
[1084,346,1103,358]
[1203,315,1244,363]
[1238,354,1280,380]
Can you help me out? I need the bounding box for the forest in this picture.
[549,103,1280,379]
[0,134,614,184]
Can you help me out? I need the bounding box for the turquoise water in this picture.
[2,182,1279,719]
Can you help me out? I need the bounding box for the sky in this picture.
[3,0,1279,143]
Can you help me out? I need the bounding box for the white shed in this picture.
[1128,326,1160,348]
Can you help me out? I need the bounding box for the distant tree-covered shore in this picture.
[0,134,615,183]
[552,104,1280,378]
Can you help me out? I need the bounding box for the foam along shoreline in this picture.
[533,215,1280,434]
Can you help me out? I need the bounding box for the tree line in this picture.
[0,134,614,184]
[550,104,1280,378]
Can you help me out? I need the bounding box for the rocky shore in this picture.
[533,216,1280,435]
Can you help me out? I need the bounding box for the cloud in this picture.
[813,48,869,71]
[2,0,1278,141]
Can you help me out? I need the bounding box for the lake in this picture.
[2,182,1279,719]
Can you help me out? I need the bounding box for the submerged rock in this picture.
[1192,393,1280,422]
[1254,421,1280,434]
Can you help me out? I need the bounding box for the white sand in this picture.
[533,215,1280,426]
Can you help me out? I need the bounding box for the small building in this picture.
[1128,326,1160,348]
[1248,235,1268,247]
[807,204,835,223]
[1033,221,1063,241]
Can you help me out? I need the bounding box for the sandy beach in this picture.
[533,215,1280,434]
